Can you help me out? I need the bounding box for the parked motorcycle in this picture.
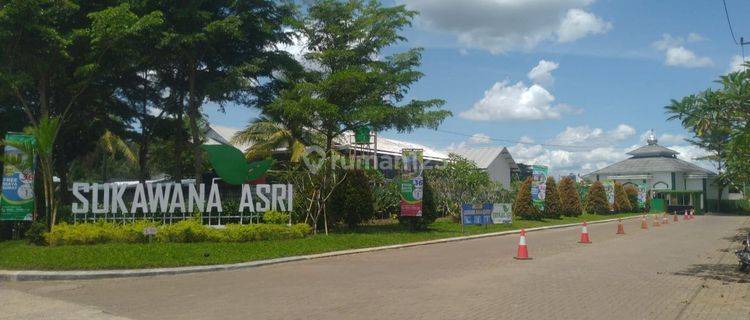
[736,234,750,272]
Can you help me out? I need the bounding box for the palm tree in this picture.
[231,116,306,162]
[98,130,137,182]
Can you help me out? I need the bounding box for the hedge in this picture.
[45,220,312,246]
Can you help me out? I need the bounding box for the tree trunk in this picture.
[173,97,185,182]
[56,160,69,206]
[139,126,150,184]
[187,64,203,184]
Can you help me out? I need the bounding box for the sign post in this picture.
[399,149,424,217]
[1,133,35,221]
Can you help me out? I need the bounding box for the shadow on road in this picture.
[721,227,750,242]
[675,263,750,283]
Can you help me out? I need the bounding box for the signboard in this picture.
[1,133,35,221]
[531,165,548,210]
[399,149,424,217]
[461,203,493,225]
[354,126,371,144]
[492,203,513,224]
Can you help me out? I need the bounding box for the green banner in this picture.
[400,149,423,217]
[1,133,35,221]
[531,165,548,210]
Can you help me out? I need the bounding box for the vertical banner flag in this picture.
[1,133,36,221]
[531,165,548,210]
[400,149,424,217]
[602,180,615,205]
[636,182,648,207]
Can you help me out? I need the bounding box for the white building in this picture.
[450,147,519,189]
[583,132,731,211]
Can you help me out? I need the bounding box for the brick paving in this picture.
[3,215,749,320]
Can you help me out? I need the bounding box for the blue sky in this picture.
[206,0,750,176]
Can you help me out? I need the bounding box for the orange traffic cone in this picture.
[641,215,648,230]
[662,214,669,225]
[514,229,531,260]
[690,209,695,220]
[673,213,678,222]
[616,218,625,234]
[653,214,661,227]
[579,221,592,243]
[683,210,689,221]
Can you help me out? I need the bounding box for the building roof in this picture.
[206,124,449,162]
[626,144,679,158]
[204,125,253,151]
[337,131,449,161]
[586,156,714,176]
[450,147,519,170]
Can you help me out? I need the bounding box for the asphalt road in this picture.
[3,214,750,320]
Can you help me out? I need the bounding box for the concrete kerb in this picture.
[0,215,643,282]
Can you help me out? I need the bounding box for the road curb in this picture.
[0,215,642,282]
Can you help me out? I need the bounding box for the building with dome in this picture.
[583,131,727,212]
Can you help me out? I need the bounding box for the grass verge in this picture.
[0,212,642,270]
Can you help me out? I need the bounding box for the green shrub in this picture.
[543,176,561,219]
[513,177,541,220]
[26,220,48,245]
[558,177,582,217]
[156,220,222,243]
[44,220,312,246]
[222,223,312,242]
[398,174,438,230]
[624,185,639,211]
[329,169,376,228]
[263,210,290,224]
[46,221,159,246]
[612,182,632,213]
[585,181,610,214]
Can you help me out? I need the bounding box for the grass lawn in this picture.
[0,212,643,271]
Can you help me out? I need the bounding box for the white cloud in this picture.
[527,60,559,86]
[652,34,713,68]
[519,135,536,144]
[468,133,491,144]
[728,55,748,73]
[460,81,565,121]
[665,47,713,67]
[461,61,579,121]
[638,130,688,146]
[557,9,612,43]
[547,124,635,147]
[668,144,715,171]
[508,124,636,176]
[687,32,706,42]
[405,0,611,54]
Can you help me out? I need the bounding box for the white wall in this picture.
[486,157,512,189]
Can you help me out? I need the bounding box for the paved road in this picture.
[3,215,750,320]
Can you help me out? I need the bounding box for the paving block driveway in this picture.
[3,215,750,320]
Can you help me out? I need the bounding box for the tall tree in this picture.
[513,177,540,220]
[542,176,561,219]
[137,0,297,183]
[266,0,451,232]
[558,177,582,217]
[585,181,609,214]
[0,1,163,227]
[612,182,632,213]
[667,89,734,210]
